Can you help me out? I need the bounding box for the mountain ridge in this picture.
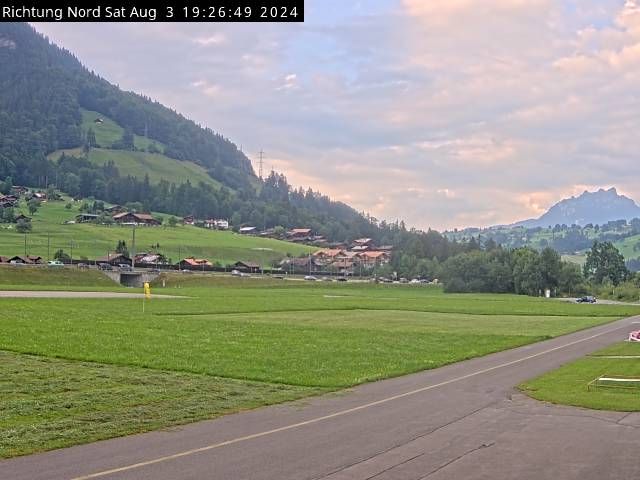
[513,187,640,228]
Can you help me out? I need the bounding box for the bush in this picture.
[15,218,31,233]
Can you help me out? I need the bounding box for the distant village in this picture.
[0,187,393,276]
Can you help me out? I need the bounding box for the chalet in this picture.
[313,249,345,265]
[359,251,391,266]
[105,205,125,214]
[287,228,312,239]
[280,256,321,272]
[232,261,260,273]
[135,253,165,265]
[328,258,356,275]
[239,226,257,235]
[178,257,212,269]
[183,215,196,225]
[112,212,161,226]
[352,238,374,248]
[2,255,41,264]
[75,213,99,223]
[11,186,28,195]
[204,219,229,230]
[96,253,132,265]
[0,195,18,208]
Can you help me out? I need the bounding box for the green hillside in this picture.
[80,109,165,153]
[0,199,313,266]
[49,147,222,189]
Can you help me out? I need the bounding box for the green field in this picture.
[49,147,221,189]
[47,109,222,189]
[2,271,639,457]
[0,199,313,265]
[521,342,640,411]
[79,109,165,152]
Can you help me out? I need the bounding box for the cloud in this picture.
[31,1,640,230]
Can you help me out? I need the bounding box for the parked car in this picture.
[304,275,317,281]
[77,263,89,269]
[577,295,596,303]
[118,263,132,271]
[336,277,348,282]
[576,296,597,304]
[47,260,64,268]
[98,263,113,271]
[231,269,242,277]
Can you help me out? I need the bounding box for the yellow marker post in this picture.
[143,282,151,313]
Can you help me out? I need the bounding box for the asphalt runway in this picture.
[0,291,181,298]
[2,316,640,480]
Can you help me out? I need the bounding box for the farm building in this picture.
[232,261,261,273]
[112,212,161,226]
[178,257,213,269]
[75,213,99,223]
[239,226,257,235]
[287,228,312,239]
[96,253,132,265]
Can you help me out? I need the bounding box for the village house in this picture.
[351,238,375,249]
[105,205,125,214]
[359,251,391,266]
[112,212,161,226]
[178,257,212,269]
[75,213,99,223]
[312,249,346,265]
[183,215,196,225]
[232,261,261,273]
[0,255,43,264]
[204,219,229,230]
[239,226,257,235]
[328,258,356,276]
[135,253,166,265]
[287,228,312,240]
[96,253,132,266]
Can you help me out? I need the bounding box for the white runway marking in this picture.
[69,319,634,480]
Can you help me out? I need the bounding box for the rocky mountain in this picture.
[515,188,640,228]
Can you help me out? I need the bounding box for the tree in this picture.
[85,128,97,149]
[0,176,12,194]
[583,241,629,285]
[167,216,178,227]
[27,198,40,215]
[54,249,71,263]
[16,218,32,233]
[115,240,129,257]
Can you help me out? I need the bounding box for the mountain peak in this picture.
[515,187,640,228]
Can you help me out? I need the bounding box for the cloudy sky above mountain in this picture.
[34,0,640,230]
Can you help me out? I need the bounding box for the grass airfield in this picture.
[1,269,639,458]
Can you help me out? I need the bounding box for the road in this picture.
[0,291,182,298]
[3,316,640,480]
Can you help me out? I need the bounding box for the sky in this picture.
[33,0,640,230]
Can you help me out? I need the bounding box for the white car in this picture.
[231,269,242,276]
[47,260,64,267]
[304,275,318,281]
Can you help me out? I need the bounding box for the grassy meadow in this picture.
[2,270,640,457]
[521,342,640,411]
[0,198,313,265]
[47,109,222,189]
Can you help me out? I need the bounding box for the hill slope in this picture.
[0,198,313,266]
[515,188,640,228]
[0,23,253,190]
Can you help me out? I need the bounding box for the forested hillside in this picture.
[0,23,482,270]
[0,22,252,189]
